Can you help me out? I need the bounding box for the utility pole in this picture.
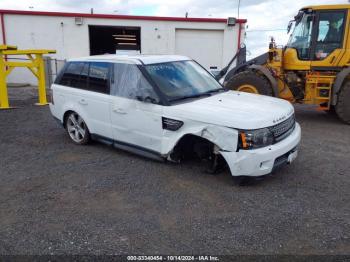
[238,0,241,18]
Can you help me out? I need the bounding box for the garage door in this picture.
[175,29,224,70]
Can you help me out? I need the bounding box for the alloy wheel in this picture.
[66,113,87,143]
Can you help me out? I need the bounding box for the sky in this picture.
[0,0,348,58]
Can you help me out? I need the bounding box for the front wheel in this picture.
[335,80,350,124]
[65,112,90,144]
[225,70,273,96]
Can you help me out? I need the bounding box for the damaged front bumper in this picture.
[220,123,301,177]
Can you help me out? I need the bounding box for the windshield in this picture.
[287,12,313,60]
[145,60,224,102]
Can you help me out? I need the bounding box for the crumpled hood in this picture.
[165,91,295,130]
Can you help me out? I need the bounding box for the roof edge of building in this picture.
[0,9,247,24]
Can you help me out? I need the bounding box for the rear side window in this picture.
[57,61,110,94]
[88,62,110,93]
[110,63,158,103]
[77,62,89,89]
[58,62,85,88]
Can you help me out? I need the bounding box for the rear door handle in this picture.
[78,99,88,105]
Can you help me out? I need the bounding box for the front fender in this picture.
[162,124,239,155]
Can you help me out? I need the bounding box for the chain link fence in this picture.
[44,57,66,88]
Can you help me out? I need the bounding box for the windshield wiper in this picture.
[169,93,211,102]
[169,87,228,102]
[201,87,227,95]
[169,88,227,103]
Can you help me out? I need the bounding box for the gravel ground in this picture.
[0,87,349,256]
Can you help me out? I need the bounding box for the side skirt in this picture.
[90,134,165,162]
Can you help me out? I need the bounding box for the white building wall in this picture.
[1,13,244,84]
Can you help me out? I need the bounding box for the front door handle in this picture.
[78,99,88,105]
[112,107,127,114]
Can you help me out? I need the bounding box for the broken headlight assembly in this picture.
[238,128,274,150]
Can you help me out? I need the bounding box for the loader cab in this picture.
[284,7,347,69]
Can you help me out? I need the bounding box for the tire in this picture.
[65,112,90,145]
[225,70,273,96]
[327,105,336,114]
[335,80,350,124]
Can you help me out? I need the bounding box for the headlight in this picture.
[238,128,274,150]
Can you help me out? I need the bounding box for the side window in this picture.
[287,13,314,60]
[58,62,84,88]
[315,11,345,60]
[77,62,89,89]
[54,62,68,85]
[317,20,330,41]
[110,63,159,103]
[88,62,110,94]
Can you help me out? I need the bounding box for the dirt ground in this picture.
[0,87,349,256]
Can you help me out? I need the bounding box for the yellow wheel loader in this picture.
[219,4,350,124]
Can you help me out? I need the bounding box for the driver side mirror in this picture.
[136,95,158,104]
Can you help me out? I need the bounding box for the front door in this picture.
[109,63,163,153]
[311,9,347,66]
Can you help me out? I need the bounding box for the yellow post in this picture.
[0,53,9,109]
[35,54,48,106]
[0,45,17,109]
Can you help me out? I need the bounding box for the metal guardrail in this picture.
[6,57,66,88]
[0,44,56,109]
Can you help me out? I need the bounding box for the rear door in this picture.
[82,62,113,139]
[57,61,113,139]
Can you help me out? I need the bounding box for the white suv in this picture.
[50,55,301,181]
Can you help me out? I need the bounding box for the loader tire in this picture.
[327,105,336,114]
[335,80,350,124]
[225,70,273,96]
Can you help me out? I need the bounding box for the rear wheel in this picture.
[65,112,90,144]
[225,70,273,96]
[335,80,350,124]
